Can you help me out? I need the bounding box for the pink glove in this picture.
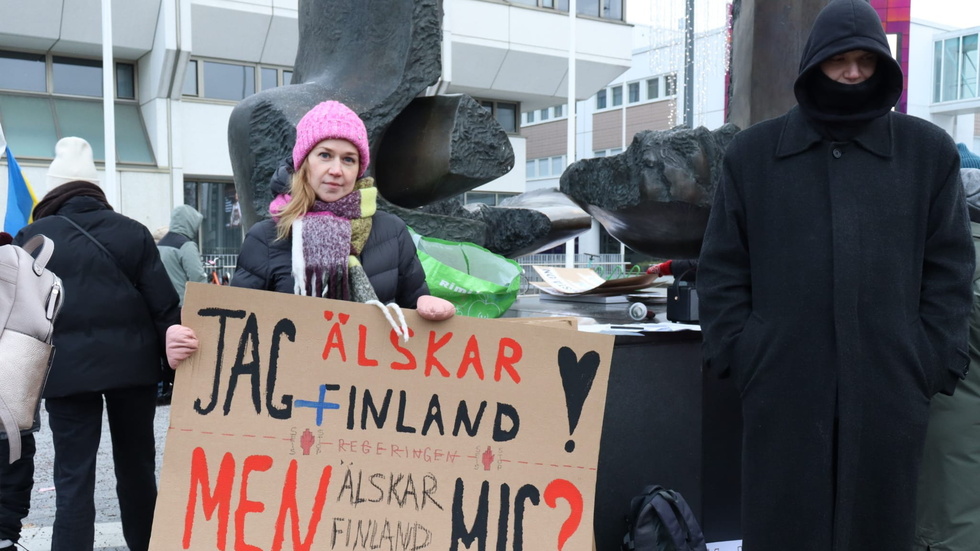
[166,324,199,369]
[416,295,456,321]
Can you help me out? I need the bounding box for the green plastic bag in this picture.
[410,230,523,318]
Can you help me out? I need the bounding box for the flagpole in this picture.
[102,0,118,208]
[565,0,577,269]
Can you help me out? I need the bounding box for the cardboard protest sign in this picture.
[151,283,614,551]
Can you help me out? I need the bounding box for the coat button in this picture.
[832,148,842,158]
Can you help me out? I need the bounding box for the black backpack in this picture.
[622,485,708,551]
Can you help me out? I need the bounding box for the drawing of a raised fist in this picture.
[481,446,495,471]
[301,429,315,455]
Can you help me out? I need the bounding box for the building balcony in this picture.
[441,0,633,112]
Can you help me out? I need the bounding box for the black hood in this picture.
[270,156,294,196]
[794,0,903,125]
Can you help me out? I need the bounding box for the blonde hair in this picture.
[275,163,316,241]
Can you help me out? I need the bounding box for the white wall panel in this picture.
[190,2,271,62]
[473,135,525,194]
[180,101,234,177]
[119,170,173,230]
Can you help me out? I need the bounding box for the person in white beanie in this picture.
[13,137,179,551]
[44,136,100,192]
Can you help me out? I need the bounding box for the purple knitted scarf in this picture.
[289,187,376,300]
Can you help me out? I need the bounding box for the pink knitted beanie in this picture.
[292,101,370,177]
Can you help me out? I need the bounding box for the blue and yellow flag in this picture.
[3,144,37,235]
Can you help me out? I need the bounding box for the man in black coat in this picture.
[698,1,974,549]
[14,137,179,551]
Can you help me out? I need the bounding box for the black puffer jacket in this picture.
[231,211,428,308]
[15,196,180,397]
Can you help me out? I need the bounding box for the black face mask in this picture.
[805,70,884,121]
[796,69,894,141]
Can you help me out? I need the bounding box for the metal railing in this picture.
[202,254,238,285]
[197,251,643,295]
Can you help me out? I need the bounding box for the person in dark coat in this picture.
[14,137,180,551]
[165,101,454,368]
[697,1,975,550]
[914,168,980,551]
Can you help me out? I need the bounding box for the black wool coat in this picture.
[231,210,428,308]
[15,196,180,397]
[698,106,974,550]
[699,1,974,548]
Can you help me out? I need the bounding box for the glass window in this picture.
[610,148,622,155]
[647,77,660,99]
[611,85,623,106]
[0,95,57,157]
[203,61,254,101]
[526,111,535,123]
[53,98,105,159]
[540,108,549,121]
[554,104,563,117]
[465,192,497,205]
[556,0,569,11]
[934,41,943,103]
[49,99,155,164]
[577,0,599,17]
[0,51,46,92]
[261,67,278,91]
[188,181,244,255]
[961,34,978,99]
[495,102,517,133]
[594,150,606,157]
[596,89,607,109]
[665,73,677,96]
[283,70,293,85]
[628,82,640,103]
[183,60,198,96]
[943,38,959,102]
[114,103,155,163]
[602,0,623,20]
[53,56,102,97]
[526,160,536,178]
[116,63,135,99]
[0,93,154,163]
[551,155,564,175]
[510,0,537,5]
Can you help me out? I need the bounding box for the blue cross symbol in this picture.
[294,384,340,426]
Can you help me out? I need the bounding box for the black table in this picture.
[503,296,742,548]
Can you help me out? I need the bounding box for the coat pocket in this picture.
[733,312,768,395]
[908,318,938,396]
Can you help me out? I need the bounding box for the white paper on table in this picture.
[532,266,607,294]
[579,322,701,334]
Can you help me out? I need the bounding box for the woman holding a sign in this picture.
[166,101,454,366]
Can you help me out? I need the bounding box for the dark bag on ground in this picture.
[622,485,708,551]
